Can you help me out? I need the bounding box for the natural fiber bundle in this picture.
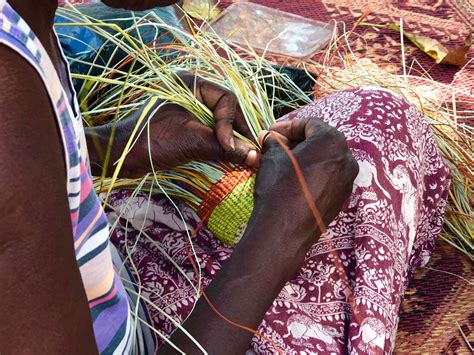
[57,7,472,258]
[96,162,256,246]
[56,6,311,245]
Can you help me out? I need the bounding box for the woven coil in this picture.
[198,167,256,246]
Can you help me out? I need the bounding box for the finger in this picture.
[185,123,261,168]
[258,130,272,147]
[185,76,254,146]
[268,118,312,143]
[244,149,261,168]
[214,93,237,151]
[270,116,327,144]
[197,80,257,149]
[259,130,290,154]
[197,75,253,141]
[225,139,261,168]
[214,94,257,148]
[233,104,256,142]
[191,79,236,151]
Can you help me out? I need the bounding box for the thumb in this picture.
[224,139,261,168]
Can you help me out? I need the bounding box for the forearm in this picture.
[1,237,98,354]
[164,209,315,354]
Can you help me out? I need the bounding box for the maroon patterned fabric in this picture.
[107,87,451,353]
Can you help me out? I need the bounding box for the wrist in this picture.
[249,200,320,247]
[233,206,316,280]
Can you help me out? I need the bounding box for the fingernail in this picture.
[228,137,236,151]
[245,150,259,167]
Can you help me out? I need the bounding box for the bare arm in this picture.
[0,46,97,354]
[85,74,260,178]
[165,219,310,354]
[163,120,358,354]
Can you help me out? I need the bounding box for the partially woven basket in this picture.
[197,167,256,246]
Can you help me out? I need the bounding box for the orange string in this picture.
[182,135,365,352]
[272,135,362,324]
[184,238,284,355]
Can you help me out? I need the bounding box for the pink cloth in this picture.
[108,87,450,354]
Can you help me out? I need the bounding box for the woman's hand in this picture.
[165,116,358,354]
[251,116,359,249]
[86,73,260,177]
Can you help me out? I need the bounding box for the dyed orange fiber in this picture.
[197,167,254,221]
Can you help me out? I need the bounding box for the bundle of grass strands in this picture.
[56,4,312,247]
[57,6,472,260]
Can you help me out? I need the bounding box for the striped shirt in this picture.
[0,2,133,353]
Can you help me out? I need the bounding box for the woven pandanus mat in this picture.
[396,242,473,353]
[221,0,473,83]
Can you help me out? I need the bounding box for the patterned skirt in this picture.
[108,87,450,354]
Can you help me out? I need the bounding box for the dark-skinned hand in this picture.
[251,117,359,251]
[164,117,358,354]
[86,73,260,177]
